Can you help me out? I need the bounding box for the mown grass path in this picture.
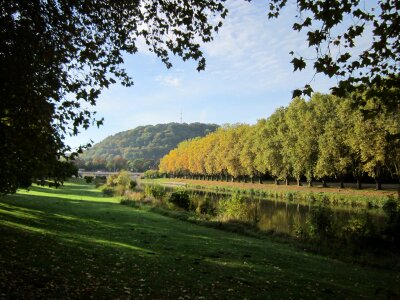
[0,181,398,299]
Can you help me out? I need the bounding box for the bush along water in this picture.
[218,192,259,225]
[119,184,400,267]
[144,184,166,200]
[99,170,137,197]
[168,189,190,210]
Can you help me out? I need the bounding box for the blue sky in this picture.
[65,1,346,149]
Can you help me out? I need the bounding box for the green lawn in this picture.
[0,181,398,299]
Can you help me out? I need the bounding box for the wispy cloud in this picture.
[155,75,182,87]
[201,0,333,92]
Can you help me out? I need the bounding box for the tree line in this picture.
[74,156,156,173]
[159,92,399,190]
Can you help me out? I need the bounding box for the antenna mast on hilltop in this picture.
[180,110,183,123]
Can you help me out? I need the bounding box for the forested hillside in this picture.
[75,123,219,171]
[160,92,399,189]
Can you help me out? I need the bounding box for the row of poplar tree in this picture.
[159,92,399,190]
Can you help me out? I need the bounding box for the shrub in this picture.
[114,184,127,196]
[286,192,295,201]
[305,205,334,240]
[103,170,132,195]
[168,189,190,210]
[219,193,253,222]
[129,180,137,190]
[342,212,377,244]
[94,176,107,187]
[143,170,160,179]
[144,184,166,199]
[123,191,145,202]
[106,174,118,187]
[116,170,131,188]
[84,176,94,184]
[101,185,114,196]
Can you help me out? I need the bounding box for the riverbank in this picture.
[0,181,399,298]
[141,178,398,208]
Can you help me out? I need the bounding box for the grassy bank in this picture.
[1,181,399,298]
[141,178,398,208]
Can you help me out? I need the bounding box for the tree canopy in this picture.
[0,0,227,193]
[267,0,400,100]
[159,91,399,189]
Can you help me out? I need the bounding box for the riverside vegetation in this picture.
[144,177,396,208]
[1,178,399,299]
[107,172,400,270]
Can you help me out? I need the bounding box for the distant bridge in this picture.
[78,171,143,179]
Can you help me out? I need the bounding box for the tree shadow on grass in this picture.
[1,192,399,299]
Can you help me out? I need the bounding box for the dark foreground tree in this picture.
[0,0,227,193]
[267,0,399,101]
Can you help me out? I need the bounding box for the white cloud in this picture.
[155,75,182,87]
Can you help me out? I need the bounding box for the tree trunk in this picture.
[285,178,289,185]
[339,179,344,189]
[308,180,313,187]
[356,178,362,189]
[322,179,327,188]
[259,177,262,184]
[297,179,301,186]
[251,177,254,184]
[274,179,278,185]
[375,179,382,190]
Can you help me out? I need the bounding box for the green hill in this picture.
[75,123,219,171]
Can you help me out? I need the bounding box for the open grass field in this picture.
[1,180,399,299]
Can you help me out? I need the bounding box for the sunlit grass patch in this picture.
[17,183,120,203]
